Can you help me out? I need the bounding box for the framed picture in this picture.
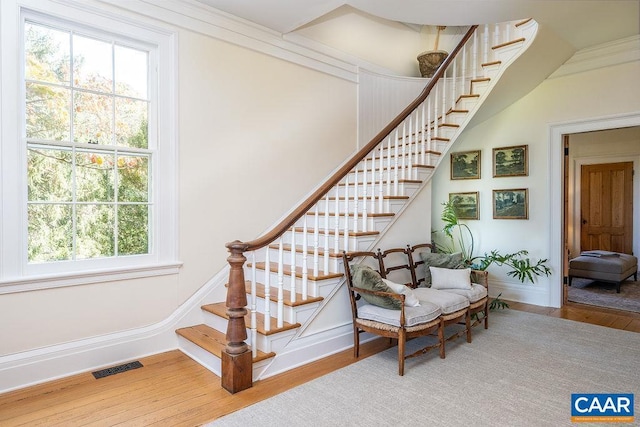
[493,189,528,219]
[449,192,479,220]
[493,145,528,177]
[450,150,481,180]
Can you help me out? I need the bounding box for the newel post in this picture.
[221,240,252,393]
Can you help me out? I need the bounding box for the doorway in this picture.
[563,127,640,312]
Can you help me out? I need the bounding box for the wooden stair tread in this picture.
[292,227,380,237]
[305,212,395,218]
[493,37,525,50]
[354,164,434,173]
[176,324,275,363]
[482,60,502,67]
[337,179,422,186]
[243,281,324,307]
[269,243,355,258]
[202,302,301,336]
[515,18,533,27]
[252,260,344,280]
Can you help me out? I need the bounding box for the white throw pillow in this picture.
[382,278,421,307]
[429,266,472,290]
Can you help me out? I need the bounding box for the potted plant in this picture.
[433,200,552,309]
[417,26,449,78]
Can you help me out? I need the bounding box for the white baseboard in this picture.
[488,279,551,307]
[0,266,230,394]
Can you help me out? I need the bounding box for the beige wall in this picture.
[431,60,640,302]
[0,21,357,355]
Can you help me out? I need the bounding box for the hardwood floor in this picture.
[1,301,638,426]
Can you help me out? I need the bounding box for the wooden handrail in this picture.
[226,25,478,254]
[221,25,478,394]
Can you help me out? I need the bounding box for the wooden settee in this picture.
[342,243,489,375]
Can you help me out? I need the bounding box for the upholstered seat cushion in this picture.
[440,283,488,303]
[412,287,469,314]
[358,301,441,327]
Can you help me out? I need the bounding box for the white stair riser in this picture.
[470,79,490,96]
[179,333,274,381]
[202,311,298,354]
[298,214,394,234]
[254,295,321,325]
[349,167,434,184]
[444,111,469,125]
[273,229,379,250]
[493,41,524,63]
[178,336,221,375]
[333,181,421,197]
[457,97,479,111]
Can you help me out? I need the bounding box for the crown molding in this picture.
[549,35,640,79]
[94,0,360,82]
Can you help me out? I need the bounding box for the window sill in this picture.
[0,262,183,294]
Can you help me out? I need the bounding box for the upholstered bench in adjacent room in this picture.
[568,251,638,293]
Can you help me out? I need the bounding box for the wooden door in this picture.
[580,162,633,254]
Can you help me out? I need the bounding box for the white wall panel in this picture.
[358,69,426,146]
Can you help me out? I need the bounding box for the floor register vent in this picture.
[92,361,143,379]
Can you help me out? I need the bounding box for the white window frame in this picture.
[0,0,180,293]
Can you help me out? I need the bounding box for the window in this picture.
[25,21,151,262]
[0,3,178,290]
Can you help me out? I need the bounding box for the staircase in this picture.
[176,19,538,392]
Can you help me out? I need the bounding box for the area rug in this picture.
[208,310,640,426]
[568,277,640,313]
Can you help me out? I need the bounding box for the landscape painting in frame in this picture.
[493,188,528,219]
[493,145,528,177]
[450,150,481,180]
[449,192,479,220]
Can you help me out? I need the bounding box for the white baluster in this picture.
[313,204,319,277]
[277,238,284,328]
[482,24,489,63]
[427,99,432,165]
[323,193,330,273]
[290,225,296,304]
[343,175,349,252]
[451,57,457,110]
[386,136,392,199]
[378,144,384,213]
[421,103,426,165]
[433,85,439,148]
[462,43,467,98]
[442,74,447,126]
[302,219,308,300]
[263,246,271,332]
[393,129,399,196]
[333,187,340,260]
[362,157,368,232]
[251,251,257,358]
[472,27,478,80]
[413,111,419,180]
[369,150,376,216]
[401,122,407,182]
[353,167,359,232]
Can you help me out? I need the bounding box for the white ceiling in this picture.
[196,0,639,51]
